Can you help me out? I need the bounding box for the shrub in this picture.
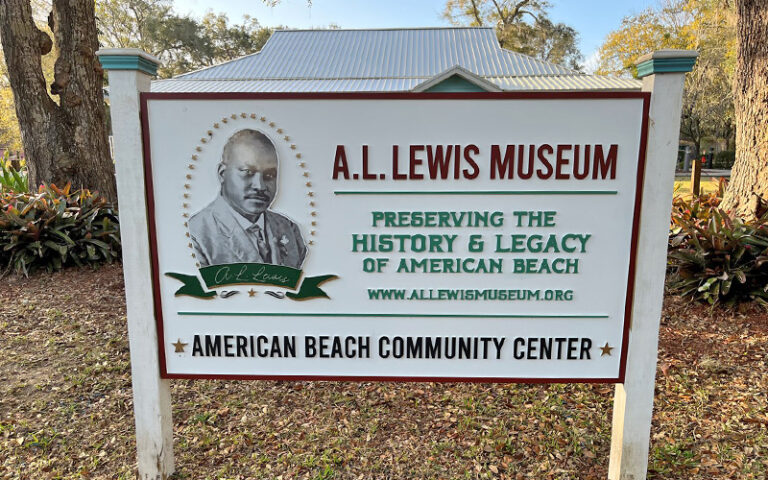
[0,152,28,193]
[0,184,120,276]
[668,184,768,305]
[670,177,727,225]
[712,150,735,169]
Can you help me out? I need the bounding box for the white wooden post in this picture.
[96,48,175,479]
[608,49,698,480]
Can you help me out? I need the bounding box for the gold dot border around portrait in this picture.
[181,112,317,268]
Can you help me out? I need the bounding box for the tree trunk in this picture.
[0,0,116,201]
[720,0,768,218]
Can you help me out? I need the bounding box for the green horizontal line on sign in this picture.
[333,190,618,196]
[177,312,609,319]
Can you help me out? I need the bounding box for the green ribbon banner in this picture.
[200,263,302,289]
[165,263,337,301]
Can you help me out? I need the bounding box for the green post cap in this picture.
[636,49,698,78]
[96,48,162,76]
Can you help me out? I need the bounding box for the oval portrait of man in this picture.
[188,129,307,269]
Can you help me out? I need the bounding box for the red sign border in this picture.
[139,91,651,384]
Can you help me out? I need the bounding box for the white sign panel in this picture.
[141,92,649,382]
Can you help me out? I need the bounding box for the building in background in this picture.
[153,27,641,94]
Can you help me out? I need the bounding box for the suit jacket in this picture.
[189,196,307,269]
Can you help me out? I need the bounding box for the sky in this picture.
[172,0,658,70]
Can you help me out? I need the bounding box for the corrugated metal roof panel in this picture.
[488,75,642,90]
[176,28,575,81]
[151,75,641,93]
[155,28,640,93]
[151,78,424,92]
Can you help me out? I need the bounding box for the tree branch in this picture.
[469,0,483,25]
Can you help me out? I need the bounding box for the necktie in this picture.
[249,224,271,263]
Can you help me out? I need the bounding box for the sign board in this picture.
[141,92,649,382]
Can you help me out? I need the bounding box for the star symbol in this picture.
[248,288,257,297]
[172,339,188,353]
[600,342,614,357]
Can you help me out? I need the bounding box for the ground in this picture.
[0,265,766,480]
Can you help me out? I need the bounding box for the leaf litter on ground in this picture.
[0,265,766,479]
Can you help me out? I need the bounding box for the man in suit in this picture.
[189,129,307,269]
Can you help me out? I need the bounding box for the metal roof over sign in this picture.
[152,28,642,93]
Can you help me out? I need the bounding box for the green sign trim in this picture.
[98,55,159,76]
[636,57,697,78]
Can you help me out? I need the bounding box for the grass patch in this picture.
[673,177,724,195]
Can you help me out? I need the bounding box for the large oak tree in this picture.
[443,0,583,69]
[96,0,273,78]
[0,0,116,200]
[0,0,274,198]
[596,0,736,160]
[720,0,768,218]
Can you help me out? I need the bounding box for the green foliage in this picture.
[596,0,736,156]
[443,0,582,69]
[0,152,28,193]
[668,183,768,305]
[713,150,735,169]
[671,177,727,223]
[96,0,274,78]
[498,16,582,71]
[0,184,120,276]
